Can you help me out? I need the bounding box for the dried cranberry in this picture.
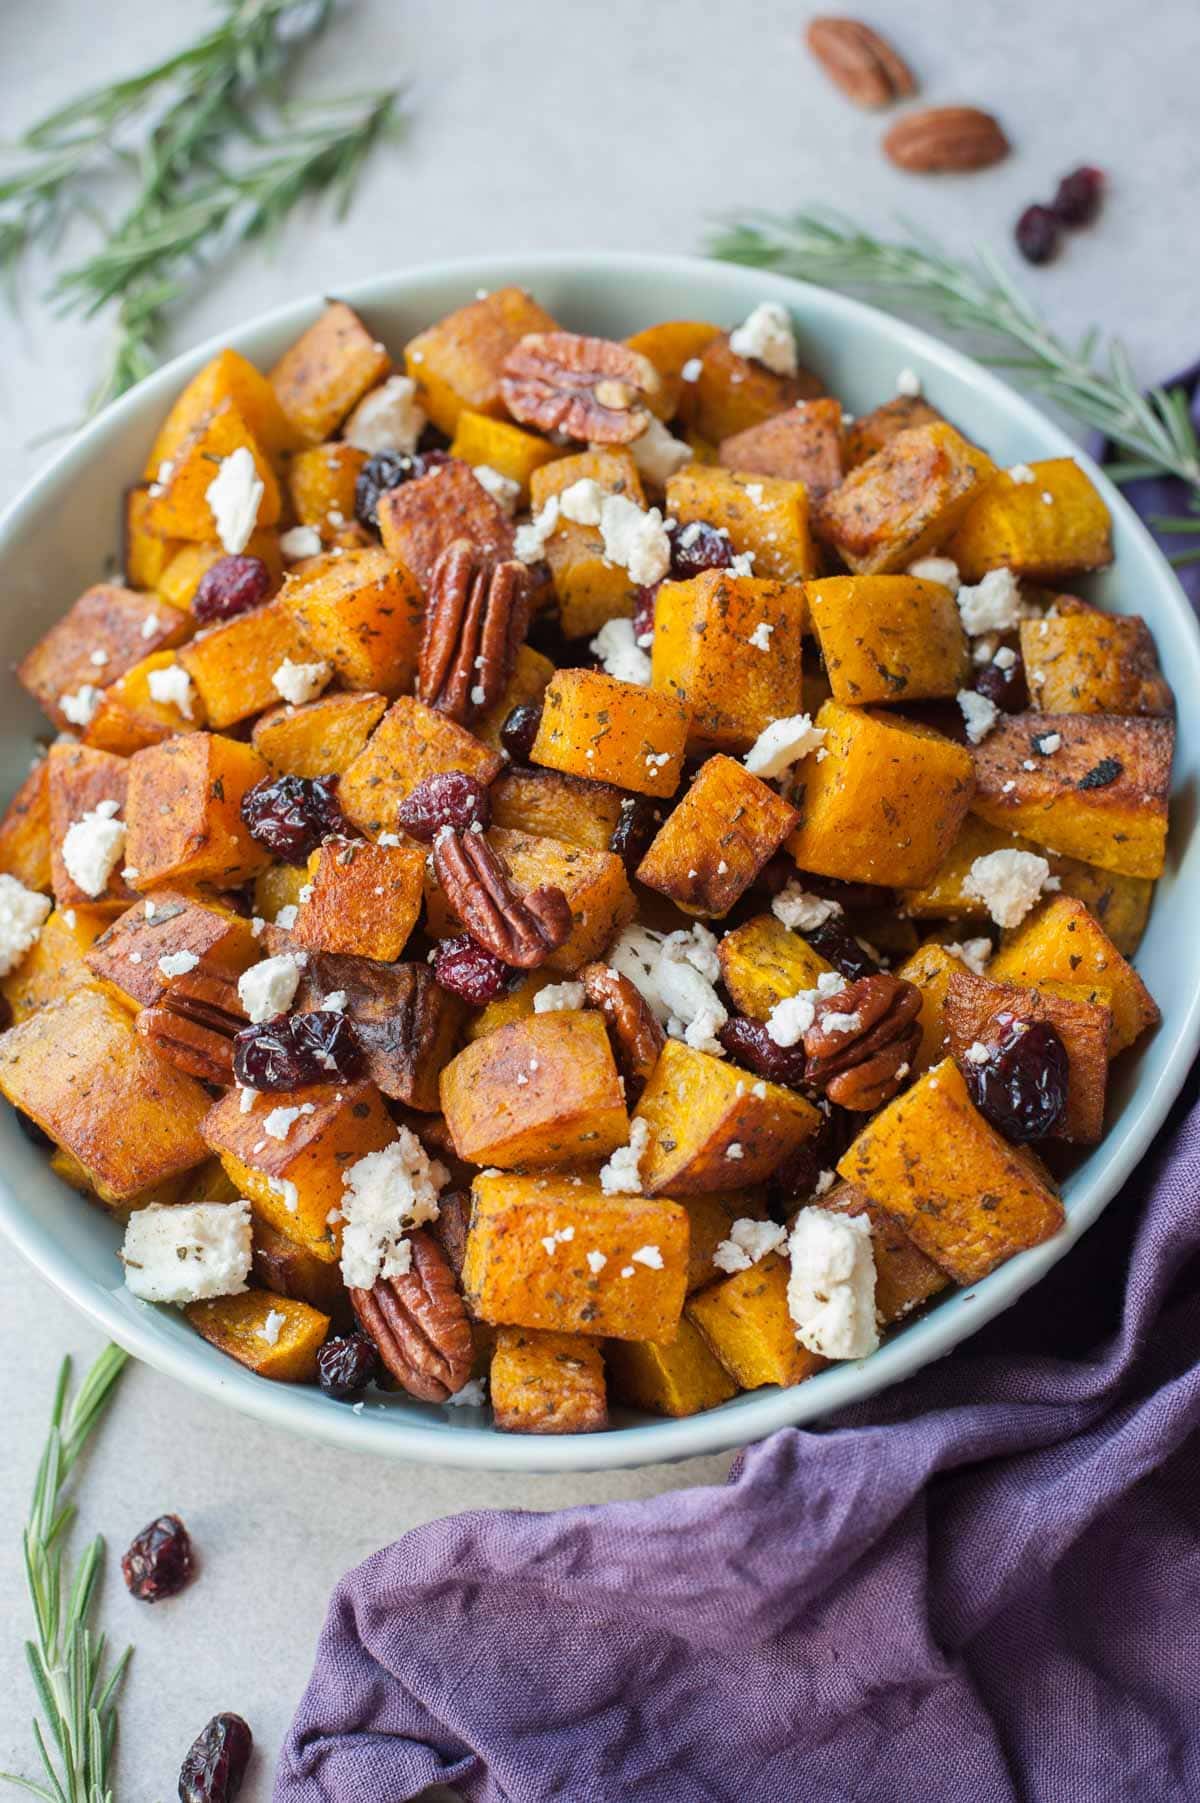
[396,771,491,842]
[805,916,881,982]
[963,1014,1068,1142]
[1014,204,1061,266]
[668,519,734,580]
[233,1011,363,1090]
[974,649,1029,714]
[121,1513,194,1603]
[1052,165,1104,227]
[241,774,350,864]
[178,1712,253,1803]
[354,448,451,531]
[432,932,510,1005]
[718,1016,808,1088]
[192,555,271,625]
[500,701,543,763]
[609,796,665,871]
[316,1331,379,1401]
[631,586,658,646]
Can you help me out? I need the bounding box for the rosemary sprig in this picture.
[708,210,1200,529]
[0,1345,130,1803]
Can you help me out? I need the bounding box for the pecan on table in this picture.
[580,961,665,1099]
[883,106,1010,174]
[350,1229,474,1403]
[137,966,247,1084]
[803,973,922,1112]
[805,17,917,109]
[432,827,571,969]
[500,331,662,444]
[419,538,531,726]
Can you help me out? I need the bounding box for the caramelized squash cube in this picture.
[718,397,844,499]
[893,941,969,1074]
[157,534,282,613]
[440,1010,628,1167]
[145,347,301,475]
[125,734,271,888]
[86,650,207,756]
[404,285,559,435]
[18,583,189,733]
[943,969,1111,1142]
[377,460,515,589]
[1019,612,1170,716]
[141,402,281,542]
[485,827,636,971]
[252,690,387,777]
[251,1217,349,1318]
[269,300,391,443]
[625,320,722,423]
[178,599,316,730]
[124,486,179,590]
[489,766,627,852]
[808,574,968,704]
[462,1170,688,1341]
[293,837,424,961]
[635,1039,820,1195]
[253,863,309,925]
[280,546,424,695]
[686,1254,823,1390]
[1048,860,1153,959]
[606,1316,737,1416]
[842,395,944,469]
[785,701,974,887]
[462,971,558,1043]
[337,695,503,836]
[650,569,807,755]
[636,756,798,916]
[901,814,1034,921]
[946,458,1112,582]
[687,334,823,444]
[818,1181,949,1326]
[185,1288,329,1382]
[490,1328,608,1433]
[531,668,689,798]
[667,464,817,584]
[678,1189,770,1293]
[293,953,463,1109]
[287,441,367,530]
[815,422,996,574]
[0,758,52,893]
[988,895,1158,1056]
[472,643,555,753]
[717,914,833,1020]
[47,744,135,915]
[86,890,258,1009]
[449,409,564,500]
[528,449,647,638]
[0,907,106,1024]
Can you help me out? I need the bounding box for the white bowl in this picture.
[2,252,1197,1472]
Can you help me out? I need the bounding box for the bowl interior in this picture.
[2,251,1198,1472]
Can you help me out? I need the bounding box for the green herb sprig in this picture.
[0,1345,130,1803]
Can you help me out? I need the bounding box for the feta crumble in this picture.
[586,1250,608,1274]
[787,1206,878,1360]
[1009,463,1036,484]
[157,949,200,979]
[772,880,842,934]
[472,464,521,516]
[746,620,774,652]
[712,1216,787,1275]
[445,1377,487,1407]
[729,302,798,377]
[957,567,1024,637]
[598,1117,650,1196]
[907,556,960,595]
[744,713,825,779]
[629,416,692,486]
[895,367,922,397]
[343,374,426,455]
[590,616,651,686]
[607,922,727,1053]
[60,684,103,727]
[962,849,1055,929]
[61,799,125,899]
[957,688,999,745]
[238,954,303,1023]
[942,937,992,977]
[260,1308,286,1346]
[0,874,51,976]
[964,1040,991,1066]
[272,658,331,706]
[533,981,586,1014]
[631,1243,664,1270]
[146,663,196,720]
[766,969,847,1048]
[121,1200,252,1305]
[514,494,560,564]
[205,447,264,555]
[338,1129,447,1291]
[558,480,672,587]
[680,357,702,382]
[279,524,324,560]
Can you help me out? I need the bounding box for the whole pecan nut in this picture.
[433,828,572,969]
[883,106,1010,174]
[580,961,665,1099]
[419,538,531,725]
[137,966,246,1084]
[806,17,917,108]
[500,331,662,444]
[350,1228,474,1403]
[803,973,922,1112]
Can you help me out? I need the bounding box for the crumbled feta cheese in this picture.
[146,663,196,720]
[772,880,842,934]
[272,658,331,706]
[533,981,586,1014]
[269,1174,299,1214]
[1041,491,1055,506]
[540,1224,576,1257]
[958,688,999,745]
[680,357,702,382]
[1009,463,1036,484]
[1033,731,1062,756]
[730,551,756,577]
[279,524,323,560]
[630,416,692,486]
[586,1250,608,1274]
[263,1104,307,1141]
[725,1142,744,1161]
[712,1216,787,1274]
[514,494,560,564]
[205,447,264,554]
[322,990,347,1013]
[744,713,825,778]
[60,684,103,727]
[0,874,51,976]
[993,645,1017,671]
[259,1308,286,1346]
[89,648,109,668]
[957,567,1023,637]
[61,799,125,899]
[157,949,200,979]
[121,1200,252,1305]
[729,302,798,377]
[962,849,1055,929]
[589,617,651,686]
[343,375,426,455]
[597,493,671,586]
[765,970,847,1048]
[140,613,162,640]
[814,1168,836,1197]
[746,620,774,652]
[631,1243,663,1269]
[274,905,299,931]
[472,464,521,516]
[907,556,961,595]
[943,937,992,976]
[338,1129,447,1291]
[238,954,303,1023]
[895,367,922,397]
[599,1117,650,1196]
[445,1377,487,1407]
[964,1040,991,1066]
[787,1206,878,1359]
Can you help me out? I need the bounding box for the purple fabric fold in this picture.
[277,368,1200,1803]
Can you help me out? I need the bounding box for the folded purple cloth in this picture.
[277,373,1200,1803]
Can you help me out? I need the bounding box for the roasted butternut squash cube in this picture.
[463,1170,688,1341]
[85,650,207,756]
[489,766,626,852]
[893,941,969,1075]
[404,285,559,435]
[901,814,1032,921]
[946,459,1112,582]
[287,441,367,530]
[686,1254,823,1390]
[814,422,996,574]
[292,837,424,962]
[650,569,807,755]
[0,985,210,1202]
[636,756,798,917]
[141,402,281,542]
[943,969,1111,1143]
[251,1217,349,1318]
[254,863,309,925]
[485,828,636,971]
[269,300,391,443]
[838,1058,1065,1284]
[1049,859,1153,959]
[178,599,316,730]
[145,347,301,475]
[18,582,189,733]
[718,396,844,500]
[279,546,424,695]
[490,1328,608,1433]
[678,1190,770,1293]
[203,1079,394,1260]
[666,464,817,584]
[785,701,974,887]
[686,334,823,444]
[971,712,1171,879]
[47,743,135,915]
[252,690,387,777]
[124,486,179,590]
[157,533,283,613]
[808,574,968,704]
[462,971,558,1043]
[440,1010,628,1167]
[531,669,688,798]
[717,914,834,1019]
[86,890,258,1010]
[635,1039,820,1195]
[0,758,52,893]
[818,1181,949,1326]
[125,734,271,888]
[293,952,463,1110]
[988,895,1158,1056]
[0,907,105,1024]
[449,409,563,499]
[842,395,944,469]
[626,320,722,423]
[472,643,555,752]
[185,1288,329,1382]
[1019,612,1170,716]
[377,460,515,590]
[606,1317,737,1416]
[528,449,648,638]
[337,695,503,836]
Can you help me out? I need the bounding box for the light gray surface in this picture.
[1,1,1197,1795]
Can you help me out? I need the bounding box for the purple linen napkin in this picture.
[276,373,1200,1803]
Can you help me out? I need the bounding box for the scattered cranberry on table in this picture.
[1014,204,1061,267]
[1015,165,1106,264]
[121,1512,194,1603]
[178,1712,253,1803]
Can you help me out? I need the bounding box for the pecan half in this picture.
[883,106,1010,174]
[580,961,665,1099]
[806,18,917,108]
[137,967,246,1084]
[428,1189,472,1279]
[803,973,922,1112]
[500,332,662,444]
[350,1229,474,1402]
[433,828,571,969]
[419,538,531,726]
